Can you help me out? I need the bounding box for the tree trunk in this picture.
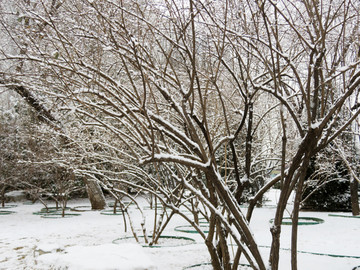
[291,161,309,270]
[85,179,107,210]
[350,176,359,216]
[1,186,6,207]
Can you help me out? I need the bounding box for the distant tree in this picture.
[0,0,106,210]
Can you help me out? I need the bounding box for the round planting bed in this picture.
[183,263,212,269]
[33,210,59,215]
[0,204,17,209]
[71,206,93,212]
[197,217,209,224]
[23,201,35,205]
[40,212,81,218]
[41,207,71,212]
[0,210,16,215]
[108,201,132,207]
[328,214,360,219]
[100,209,124,215]
[143,205,165,210]
[183,263,251,269]
[174,224,210,234]
[269,217,324,225]
[113,235,196,248]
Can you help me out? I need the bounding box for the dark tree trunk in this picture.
[1,186,6,207]
[86,179,106,210]
[350,176,359,216]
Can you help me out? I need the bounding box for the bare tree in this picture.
[0,0,107,210]
[1,0,360,269]
[247,1,360,269]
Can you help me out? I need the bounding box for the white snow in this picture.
[310,121,321,129]
[0,191,359,270]
[37,243,155,270]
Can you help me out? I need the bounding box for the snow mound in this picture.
[37,243,156,270]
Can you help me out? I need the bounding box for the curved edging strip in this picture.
[174,225,209,234]
[113,235,196,248]
[0,210,16,215]
[33,207,71,215]
[258,245,360,259]
[269,217,324,225]
[0,204,17,209]
[40,212,81,218]
[183,263,251,269]
[33,209,60,215]
[71,206,93,212]
[328,214,360,219]
[143,206,168,211]
[100,209,123,215]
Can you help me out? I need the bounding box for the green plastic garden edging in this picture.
[258,245,360,259]
[33,207,72,215]
[41,206,71,211]
[100,209,124,215]
[328,214,360,218]
[143,205,165,210]
[23,201,35,205]
[33,210,58,215]
[71,206,93,212]
[184,216,208,224]
[174,224,210,234]
[33,209,63,215]
[113,235,196,248]
[0,204,17,209]
[198,217,209,224]
[183,263,251,269]
[269,217,324,225]
[108,202,132,207]
[40,212,81,218]
[182,263,212,269]
[0,210,16,215]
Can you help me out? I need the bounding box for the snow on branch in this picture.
[140,154,207,170]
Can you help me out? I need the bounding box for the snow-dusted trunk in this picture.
[85,179,106,210]
[290,154,312,270]
[269,127,319,270]
[205,166,266,270]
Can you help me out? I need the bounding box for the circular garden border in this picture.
[174,224,210,234]
[269,217,324,225]
[328,214,360,219]
[0,204,18,209]
[112,235,196,248]
[183,263,251,269]
[100,209,124,215]
[40,212,81,218]
[0,210,16,215]
[71,206,93,212]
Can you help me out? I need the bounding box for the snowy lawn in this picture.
[0,190,359,270]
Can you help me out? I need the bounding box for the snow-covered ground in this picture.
[0,189,359,270]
